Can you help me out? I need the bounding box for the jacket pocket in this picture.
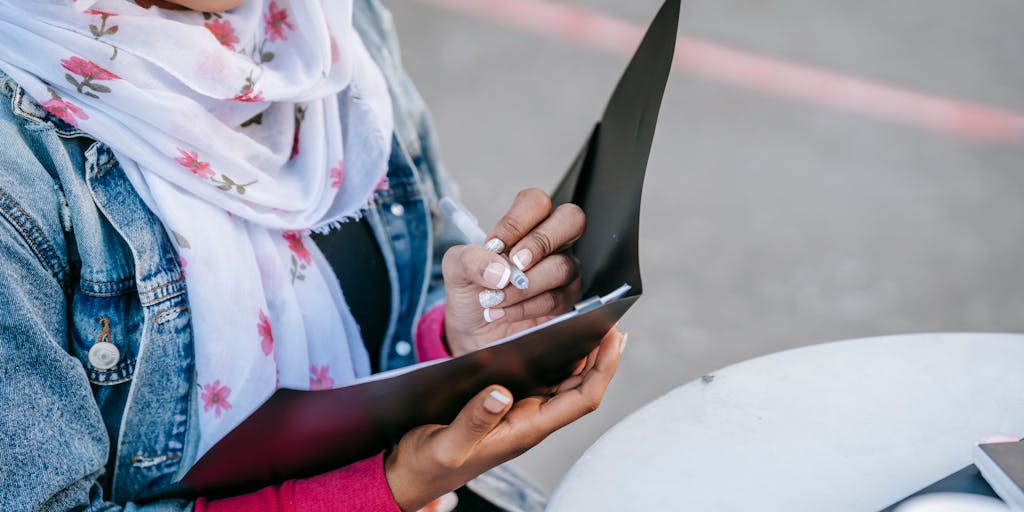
[69,276,142,385]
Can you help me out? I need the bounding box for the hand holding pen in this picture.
[439,197,531,292]
[438,188,587,357]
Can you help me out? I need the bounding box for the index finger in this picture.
[507,202,585,272]
[486,188,552,253]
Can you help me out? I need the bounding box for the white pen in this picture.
[439,197,529,290]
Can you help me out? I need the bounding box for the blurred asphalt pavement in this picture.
[385,0,1024,493]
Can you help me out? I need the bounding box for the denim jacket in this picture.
[0,1,545,510]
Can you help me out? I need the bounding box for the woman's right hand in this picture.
[384,328,626,512]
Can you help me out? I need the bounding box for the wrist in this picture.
[384,449,414,512]
[441,308,470,357]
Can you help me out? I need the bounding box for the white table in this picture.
[548,333,1024,511]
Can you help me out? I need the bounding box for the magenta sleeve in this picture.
[194,452,400,512]
[415,303,450,362]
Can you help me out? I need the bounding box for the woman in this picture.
[0,0,625,510]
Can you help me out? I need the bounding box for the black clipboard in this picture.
[166,0,679,498]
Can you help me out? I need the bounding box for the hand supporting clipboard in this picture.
[164,0,680,498]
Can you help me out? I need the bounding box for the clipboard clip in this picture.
[573,295,604,314]
[573,284,632,314]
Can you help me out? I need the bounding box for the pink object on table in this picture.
[416,304,451,362]
[979,434,1021,444]
[194,452,399,512]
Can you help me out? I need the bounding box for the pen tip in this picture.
[511,273,529,290]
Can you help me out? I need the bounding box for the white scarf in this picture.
[0,0,393,456]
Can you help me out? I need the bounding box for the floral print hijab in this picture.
[0,0,393,456]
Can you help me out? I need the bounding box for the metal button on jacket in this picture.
[390,203,405,217]
[89,342,120,370]
[395,340,412,356]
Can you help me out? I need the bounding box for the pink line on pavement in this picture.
[412,0,1024,144]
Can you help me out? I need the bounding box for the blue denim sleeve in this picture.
[356,0,469,312]
[414,85,469,312]
[0,136,191,512]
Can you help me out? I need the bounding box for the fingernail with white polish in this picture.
[619,332,629,355]
[484,262,511,289]
[511,249,532,271]
[484,238,505,253]
[484,389,511,413]
[478,289,504,308]
[483,308,505,323]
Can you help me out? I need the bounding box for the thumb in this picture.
[437,386,513,460]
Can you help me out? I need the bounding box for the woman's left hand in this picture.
[441,188,585,357]
[386,328,624,511]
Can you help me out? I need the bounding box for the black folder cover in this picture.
[170,0,679,497]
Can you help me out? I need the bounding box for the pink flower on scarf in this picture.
[264,1,294,42]
[61,56,120,81]
[205,19,239,50]
[309,365,334,390]
[257,310,274,356]
[330,161,344,188]
[84,9,118,17]
[42,98,89,127]
[233,88,264,103]
[201,380,232,418]
[174,149,215,179]
[283,231,311,265]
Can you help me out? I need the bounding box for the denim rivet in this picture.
[395,340,412,356]
[390,203,405,217]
